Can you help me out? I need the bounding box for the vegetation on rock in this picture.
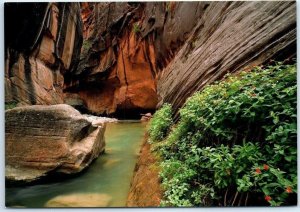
[132,23,141,34]
[149,62,297,206]
[148,103,173,143]
[5,101,17,110]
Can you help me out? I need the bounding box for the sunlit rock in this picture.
[5,104,105,183]
[45,193,112,207]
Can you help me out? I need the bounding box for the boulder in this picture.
[83,114,118,125]
[140,113,152,121]
[45,193,112,207]
[5,104,105,183]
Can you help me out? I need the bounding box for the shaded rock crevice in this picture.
[64,2,201,117]
[5,2,83,106]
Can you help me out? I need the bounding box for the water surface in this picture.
[6,122,146,207]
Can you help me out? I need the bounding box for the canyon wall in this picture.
[64,1,296,117]
[64,2,206,117]
[156,1,296,113]
[5,3,82,106]
[5,2,296,117]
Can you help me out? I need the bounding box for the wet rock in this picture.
[83,114,118,125]
[45,193,112,207]
[140,113,152,121]
[127,135,162,207]
[5,3,83,106]
[5,104,105,183]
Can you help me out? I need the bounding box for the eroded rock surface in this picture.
[5,3,82,106]
[5,104,105,183]
[64,3,159,117]
[64,2,203,117]
[157,1,296,114]
[64,2,296,117]
[5,2,296,118]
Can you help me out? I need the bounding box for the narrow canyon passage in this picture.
[4,1,296,208]
[6,122,146,207]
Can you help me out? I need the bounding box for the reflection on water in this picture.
[6,122,146,207]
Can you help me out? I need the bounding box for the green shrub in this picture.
[148,103,173,143]
[156,63,297,206]
[132,23,141,34]
[5,101,17,110]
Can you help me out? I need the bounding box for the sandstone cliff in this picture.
[5,2,296,118]
[64,1,296,117]
[156,1,296,114]
[5,3,82,106]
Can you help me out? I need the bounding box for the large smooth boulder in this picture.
[5,104,105,183]
[45,193,112,207]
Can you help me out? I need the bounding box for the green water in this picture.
[6,122,146,207]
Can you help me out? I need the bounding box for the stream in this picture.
[6,122,146,207]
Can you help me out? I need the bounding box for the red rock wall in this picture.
[7,2,295,117]
[64,2,204,116]
[76,30,158,115]
[64,3,159,116]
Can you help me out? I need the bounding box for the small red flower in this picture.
[263,164,269,171]
[265,195,272,202]
[285,186,293,193]
[255,168,261,174]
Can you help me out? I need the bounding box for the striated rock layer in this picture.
[5,104,105,183]
[157,1,296,114]
[5,3,83,106]
[64,1,296,117]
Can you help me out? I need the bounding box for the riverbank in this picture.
[127,134,163,207]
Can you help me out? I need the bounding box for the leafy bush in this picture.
[5,101,17,110]
[148,103,173,143]
[155,63,297,206]
[132,23,141,34]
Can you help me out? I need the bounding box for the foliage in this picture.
[132,23,141,34]
[80,39,93,59]
[5,101,17,110]
[152,63,297,206]
[148,103,173,143]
